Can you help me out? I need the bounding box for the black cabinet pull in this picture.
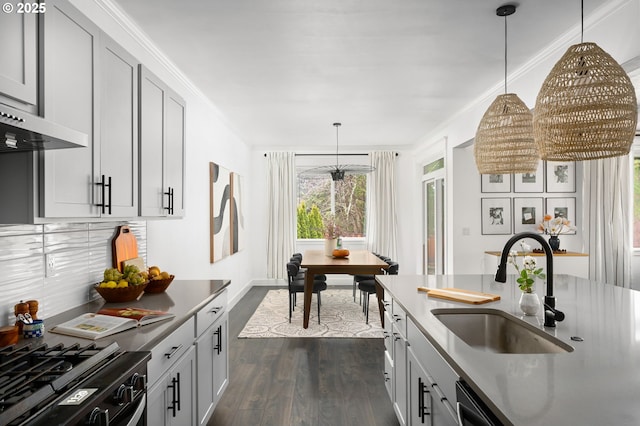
[214,325,222,355]
[164,187,174,215]
[95,175,111,214]
[107,176,112,214]
[167,374,179,417]
[418,377,431,424]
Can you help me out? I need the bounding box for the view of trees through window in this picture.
[297,173,367,238]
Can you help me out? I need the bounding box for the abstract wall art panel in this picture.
[210,162,245,263]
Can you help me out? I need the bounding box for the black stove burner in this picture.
[0,342,123,425]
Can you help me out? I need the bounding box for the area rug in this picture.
[238,289,383,338]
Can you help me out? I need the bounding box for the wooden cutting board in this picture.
[420,287,501,304]
[112,226,138,272]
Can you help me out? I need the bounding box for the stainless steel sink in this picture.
[431,308,574,354]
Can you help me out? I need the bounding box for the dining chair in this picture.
[358,261,399,323]
[286,262,327,324]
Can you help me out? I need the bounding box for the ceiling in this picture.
[112,0,617,150]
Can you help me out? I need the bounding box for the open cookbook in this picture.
[50,307,174,340]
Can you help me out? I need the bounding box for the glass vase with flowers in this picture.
[509,242,546,315]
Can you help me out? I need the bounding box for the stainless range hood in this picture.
[0,104,88,153]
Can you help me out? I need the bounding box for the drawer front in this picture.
[384,350,393,400]
[407,319,457,406]
[148,316,195,386]
[391,299,407,338]
[196,290,228,337]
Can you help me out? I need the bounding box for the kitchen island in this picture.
[376,274,640,426]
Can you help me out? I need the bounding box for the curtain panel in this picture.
[582,157,632,287]
[266,152,297,280]
[366,151,398,261]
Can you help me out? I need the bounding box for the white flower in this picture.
[523,255,537,272]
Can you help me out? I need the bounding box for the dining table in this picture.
[300,249,390,328]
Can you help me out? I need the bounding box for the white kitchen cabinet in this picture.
[0,1,38,110]
[383,298,393,399]
[406,319,457,426]
[40,0,99,218]
[139,65,185,218]
[392,300,408,426]
[41,0,139,219]
[148,345,197,426]
[195,290,229,426]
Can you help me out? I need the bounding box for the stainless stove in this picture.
[0,341,150,426]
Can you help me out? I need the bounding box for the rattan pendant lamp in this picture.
[474,5,539,175]
[533,0,637,161]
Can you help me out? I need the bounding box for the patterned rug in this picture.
[238,289,383,338]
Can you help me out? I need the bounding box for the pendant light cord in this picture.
[504,13,508,94]
[581,0,584,43]
[334,123,340,168]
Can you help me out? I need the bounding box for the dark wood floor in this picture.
[209,286,400,426]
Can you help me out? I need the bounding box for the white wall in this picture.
[72,0,256,307]
[410,0,640,276]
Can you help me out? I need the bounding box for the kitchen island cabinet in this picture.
[376,273,640,425]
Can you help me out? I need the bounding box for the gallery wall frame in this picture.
[514,161,544,193]
[513,197,544,233]
[546,161,576,192]
[481,197,512,235]
[481,173,511,193]
[545,197,577,234]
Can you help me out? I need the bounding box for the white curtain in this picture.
[366,151,398,261]
[266,152,297,279]
[582,156,632,287]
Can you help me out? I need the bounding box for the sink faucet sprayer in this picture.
[495,232,565,327]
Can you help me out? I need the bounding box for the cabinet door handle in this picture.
[106,176,112,215]
[418,377,431,424]
[170,187,174,214]
[164,344,183,359]
[96,175,106,214]
[393,314,402,322]
[214,325,222,355]
[209,306,223,314]
[164,188,172,214]
[167,375,178,417]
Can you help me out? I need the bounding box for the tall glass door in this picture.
[423,161,445,275]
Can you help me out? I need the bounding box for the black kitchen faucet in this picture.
[495,232,565,327]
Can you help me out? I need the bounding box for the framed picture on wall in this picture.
[514,161,544,193]
[481,198,512,235]
[545,197,577,234]
[513,197,544,233]
[481,174,511,193]
[546,161,576,192]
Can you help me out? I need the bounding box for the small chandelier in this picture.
[533,1,638,161]
[300,123,375,181]
[474,4,539,175]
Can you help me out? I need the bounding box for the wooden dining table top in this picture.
[300,249,389,271]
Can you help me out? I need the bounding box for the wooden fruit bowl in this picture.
[94,282,148,303]
[145,275,175,294]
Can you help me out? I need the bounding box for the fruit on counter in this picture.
[148,266,172,280]
[103,268,123,282]
[101,265,145,287]
[332,249,350,257]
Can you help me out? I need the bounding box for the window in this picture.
[296,173,367,238]
[634,145,640,248]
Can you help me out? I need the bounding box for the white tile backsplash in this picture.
[0,221,146,326]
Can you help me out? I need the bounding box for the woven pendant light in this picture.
[533,1,637,161]
[474,5,539,175]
